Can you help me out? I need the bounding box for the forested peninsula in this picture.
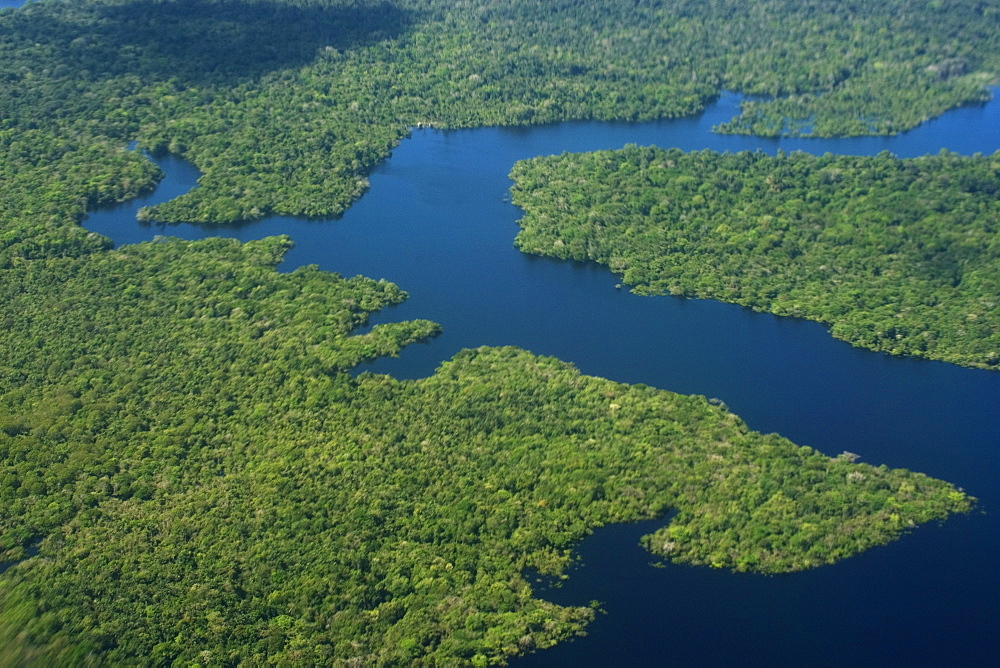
[0,249,974,664]
[511,147,1000,369]
[0,0,989,664]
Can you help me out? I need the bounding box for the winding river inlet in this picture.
[84,93,1000,665]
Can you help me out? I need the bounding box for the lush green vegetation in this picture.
[0,114,976,668]
[0,0,987,663]
[0,305,973,664]
[0,136,976,665]
[0,129,162,266]
[511,146,1000,369]
[1,0,997,223]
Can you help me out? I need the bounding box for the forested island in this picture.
[511,147,1000,369]
[0,0,993,664]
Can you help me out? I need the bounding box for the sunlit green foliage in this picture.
[511,146,1000,368]
[1,0,997,222]
[0,0,985,663]
[0,330,972,664]
[0,157,975,662]
[0,143,974,663]
[0,129,160,266]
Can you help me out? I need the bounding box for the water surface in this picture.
[84,91,1000,666]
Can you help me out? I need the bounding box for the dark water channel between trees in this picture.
[82,91,1000,665]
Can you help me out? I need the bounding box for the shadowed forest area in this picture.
[1,0,413,87]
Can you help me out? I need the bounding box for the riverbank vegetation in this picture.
[511,146,1000,369]
[1,0,997,223]
[0,122,975,666]
[0,302,973,664]
[0,0,985,663]
[0,140,976,665]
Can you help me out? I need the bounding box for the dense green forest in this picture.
[0,138,979,668]
[511,147,1000,369]
[0,244,973,663]
[1,0,997,223]
[0,0,988,663]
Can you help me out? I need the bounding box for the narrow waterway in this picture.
[83,91,1000,666]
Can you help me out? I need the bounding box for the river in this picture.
[83,91,1000,665]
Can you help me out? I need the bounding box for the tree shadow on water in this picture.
[10,0,414,86]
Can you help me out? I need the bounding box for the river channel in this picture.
[82,92,1000,665]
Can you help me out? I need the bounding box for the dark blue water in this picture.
[0,544,38,577]
[84,92,1000,665]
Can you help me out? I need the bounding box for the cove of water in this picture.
[84,92,1000,665]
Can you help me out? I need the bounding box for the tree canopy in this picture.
[511,146,1000,369]
[1,0,997,223]
[0,0,987,663]
[0,136,976,663]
